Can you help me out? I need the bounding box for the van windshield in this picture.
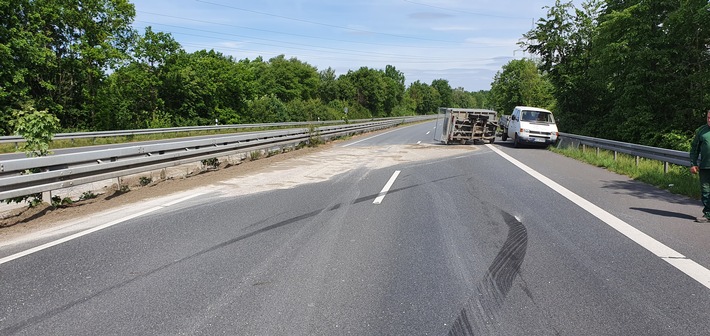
[521,110,555,123]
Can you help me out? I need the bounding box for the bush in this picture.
[139,176,153,186]
[201,157,220,169]
[80,191,97,200]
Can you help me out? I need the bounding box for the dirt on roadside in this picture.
[0,142,335,238]
[0,129,479,243]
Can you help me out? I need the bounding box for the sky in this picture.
[131,0,566,92]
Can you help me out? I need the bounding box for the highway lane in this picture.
[1,121,709,335]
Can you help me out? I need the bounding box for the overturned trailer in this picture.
[434,107,498,145]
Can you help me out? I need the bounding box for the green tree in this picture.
[0,0,52,135]
[592,0,710,145]
[11,104,60,157]
[339,67,385,117]
[406,81,440,115]
[470,90,492,109]
[95,27,182,129]
[450,88,477,108]
[490,59,555,116]
[318,67,338,103]
[38,0,135,130]
[3,104,60,206]
[0,0,135,132]
[256,54,319,103]
[247,94,288,123]
[383,65,406,116]
[521,0,602,134]
[161,50,251,126]
[431,79,453,108]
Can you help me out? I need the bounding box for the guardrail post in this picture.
[664,162,669,174]
[614,151,618,161]
[636,156,640,167]
[596,147,599,156]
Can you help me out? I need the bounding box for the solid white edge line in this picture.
[0,192,205,266]
[373,170,401,204]
[663,258,710,288]
[486,144,710,290]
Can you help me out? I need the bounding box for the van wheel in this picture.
[513,134,520,148]
[501,133,508,141]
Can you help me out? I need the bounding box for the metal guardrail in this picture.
[557,132,690,171]
[0,117,420,145]
[0,121,339,145]
[0,119,412,200]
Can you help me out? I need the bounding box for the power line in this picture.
[194,0,461,44]
[135,20,474,60]
[137,11,486,50]
[402,0,533,20]
[133,22,502,64]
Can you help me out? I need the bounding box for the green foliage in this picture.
[254,54,319,102]
[451,88,477,108]
[249,151,262,161]
[248,95,289,123]
[307,124,324,147]
[3,193,43,207]
[1,0,486,135]
[490,59,555,115]
[201,157,219,169]
[551,146,699,199]
[139,176,153,186]
[119,183,130,192]
[652,130,693,152]
[51,195,74,208]
[521,0,709,148]
[79,191,97,200]
[407,81,440,115]
[431,79,453,108]
[336,65,407,118]
[11,104,60,157]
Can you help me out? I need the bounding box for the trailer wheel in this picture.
[489,137,495,144]
[501,133,508,141]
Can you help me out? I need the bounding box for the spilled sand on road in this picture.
[0,133,479,244]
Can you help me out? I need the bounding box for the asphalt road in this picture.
[1,121,709,335]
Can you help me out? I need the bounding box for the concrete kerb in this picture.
[0,150,255,218]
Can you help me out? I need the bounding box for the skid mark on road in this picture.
[448,211,528,336]
[487,144,710,290]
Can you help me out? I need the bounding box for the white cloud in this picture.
[132,0,571,91]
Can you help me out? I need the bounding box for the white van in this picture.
[501,106,559,147]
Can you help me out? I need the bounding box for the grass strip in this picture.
[549,146,699,200]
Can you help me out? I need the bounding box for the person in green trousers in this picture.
[690,109,710,222]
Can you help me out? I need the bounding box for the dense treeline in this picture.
[0,0,490,136]
[491,0,709,150]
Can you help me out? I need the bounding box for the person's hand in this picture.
[691,166,699,174]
